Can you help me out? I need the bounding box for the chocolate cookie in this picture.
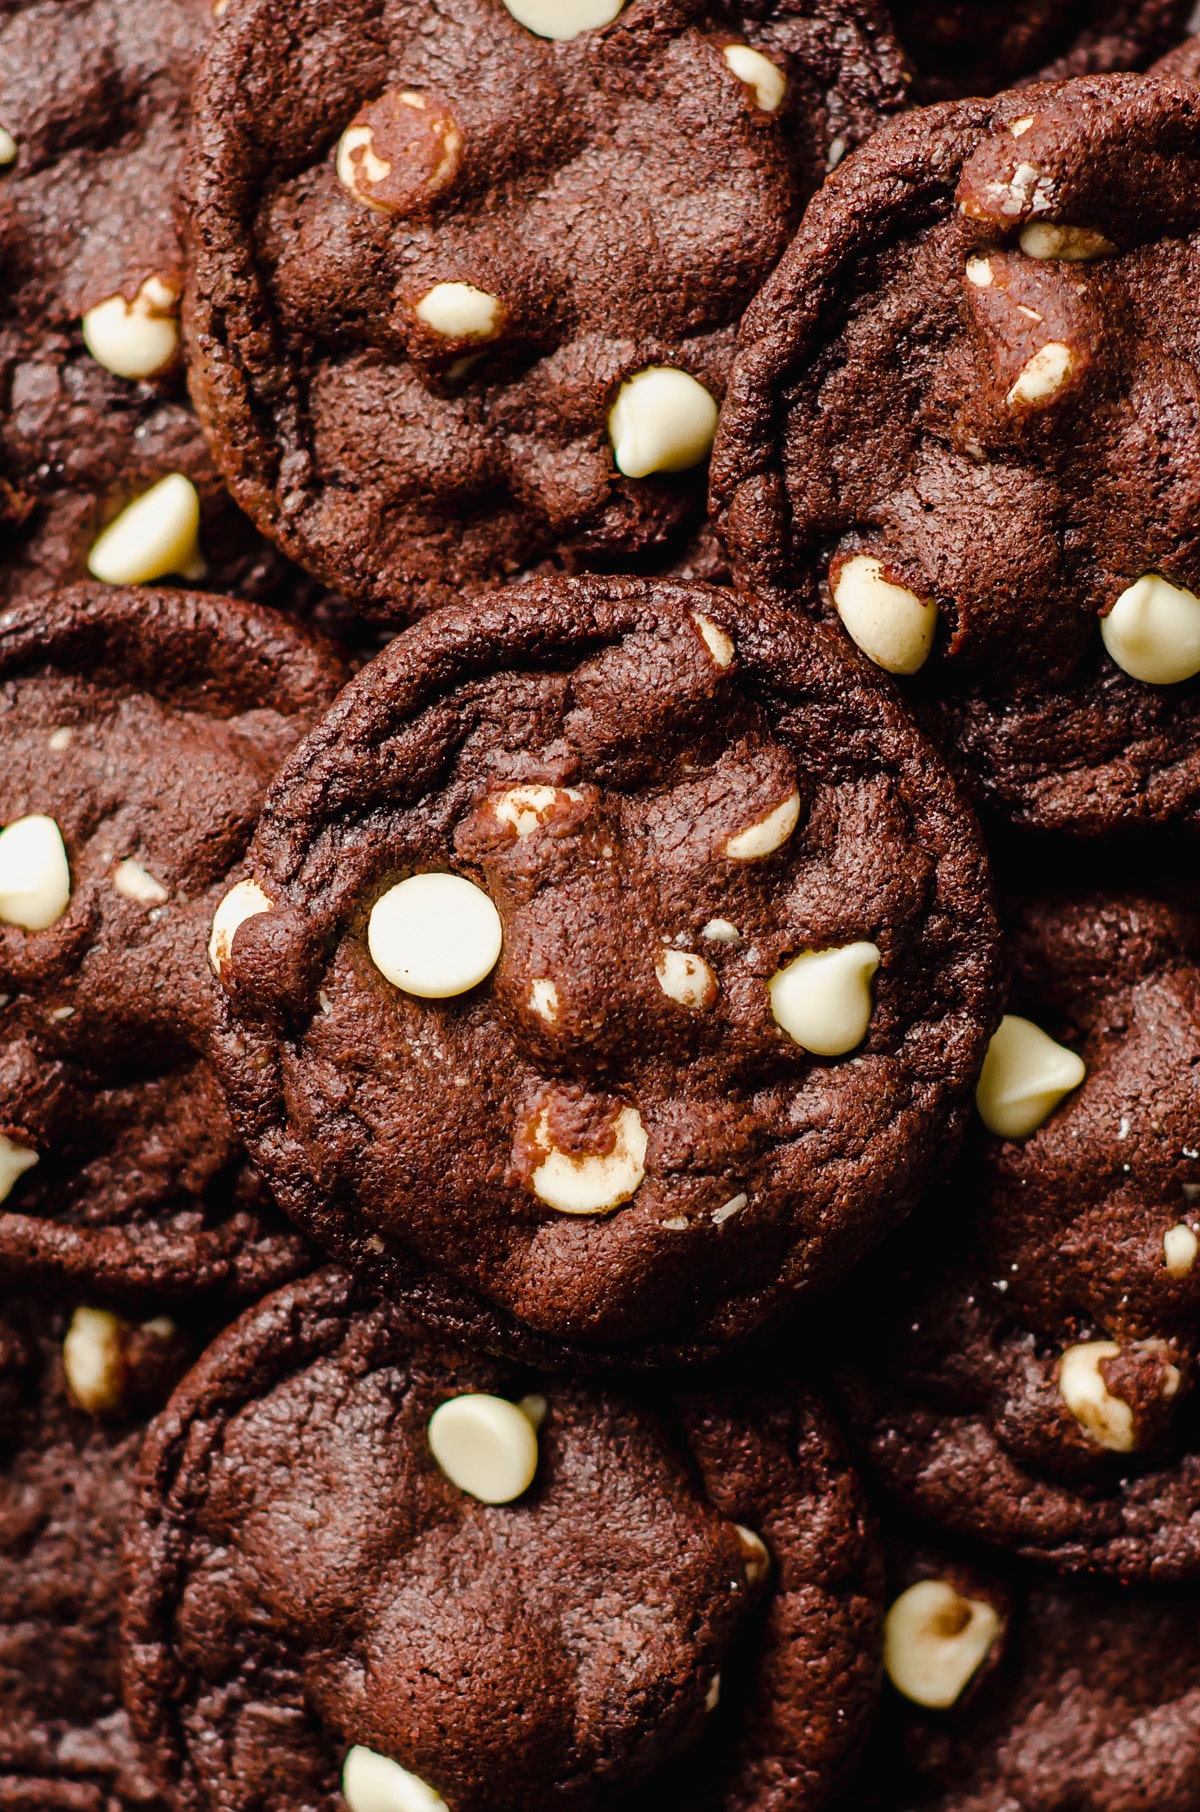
[0,1288,208,1810]
[712,74,1200,835]
[0,582,343,1297]
[204,575,1001,1355]
[889,0,1190,100]
[123,1266,883,1812]
[184,0,912,622]
[0,0,298,603]
[838,891,1200,1579]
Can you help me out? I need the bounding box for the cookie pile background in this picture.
[2,2,1200,1807]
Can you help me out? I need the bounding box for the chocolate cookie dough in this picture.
[890,0,1190,100]
[0,582,343,1297]
[712,74,1200,835]
[205,575,1001,1355]
[0,0,296,603]
[123,1266,883,1812]
[184,0,911,622]
[839,891,1200,1579]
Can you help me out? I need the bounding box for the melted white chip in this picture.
[0,1134,38,1203]
[1164,1223,1199,1279]
[965,255,994,288]
[343,1747,448,1812]
[491,784,582,837]
[884,1581,1001,1710]
[528,977,560,1022]
[1058,1341,1134,1452]
[609,367,719,478]
[705,1674,721,1712]
[832,555,938,675]
[722,44,787,112]
[0,815,71,930]
[768,942,880,1056]
[691,611,734,668]
[1006,341,1074,407]
[87,474,206,585]
[208,879,271,975]
[1019,222,1113,261]
[701,917,740,944]
[735,1523,771,1585]
[368,873,502,998]
[62,1307,126,1417]
[528,1103,647,1214]
[655,947,717,1009]
[414,281,500,339]
[82,275,180,380]
[0,127,16,165]
[975,1015,1085,1139]
[724,791,800,861]
[427,1393,540,1503]
[112,859,168,906]
[1100,574,1200,685]
[712,1192,747,1224]
[501,0,624,34]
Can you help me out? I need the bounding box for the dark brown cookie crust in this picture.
[0,583,342,1298]
[184,0,911,622]
[711,75,1200,836]
[123,1266,883,1812]
[839,892,1200,1580]
[206,574,1000,1356]
[890,0,1191,101]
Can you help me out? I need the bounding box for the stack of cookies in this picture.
[2,1,1198,1806]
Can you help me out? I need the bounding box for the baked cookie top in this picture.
[890,0,1190,100]
[712,74,1200,835]
[123,1266,882,1812]
[184,0,911,621]
[839,891,1200,1579]
[0,0,297,603]
[204,575,1000,1355]
[0,582,342,1296]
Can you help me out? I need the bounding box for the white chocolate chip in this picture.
[528,977,560,1022]
[112,859,168,906]
[768,941,881,1056]
[414,281,500,340]
[1100,574,1200,685]
[1009,115,1034,137]
[975,1015,1086,1139]
[884,1580,1001,1710]
[0,814,71,931]
[1019,222,1114,262]
[691,611,734,668]
[1164,1224,1199,1279]
[501,0,625,38]
[0,127,16,165]
[735,1523,771,1586]
[608,367,719,478]
[1006,341,1074,407]
[655,948,717,1010]
[491,784,582,838]
[723,791,800,861]
[722,44,787,112]
[82,276,180,380]
[343,1747,448,1812]
[527,1102,647,1215]
[368,873,502,999]
[336,125,392,205]
[208,879,271,975]
[701,918,740,944]
[427,1392,539,1504]
[47,728,73,751]
[711,1192,746,1224]
[62,1307,127,1417]
[965,255,994,288]
[832,555,938,675]
[87,474,206,585]
[1058,1341,1134,1452]
[704,1674,721,1712]
[0,1133,38,1203]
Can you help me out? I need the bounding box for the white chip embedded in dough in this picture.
[884,1580,1001,1710]
[1100,574,1200,685]
[0,814,71,930]
[608,367,719,478]
[975,1015,1085,1139]
[87,473,206,586]
[724,791,801,860]
[722,44,786,112]
[832,555,938,675]
[414,281,500,339]
[1058,1341,1134,1452]
[655,948,717,1009]
[368,873,502,998]
[343,1746,448,1812]
[427,1392,540,1503]
[82,275,180,380]
[501,0,625,38]
[0,1134,38,1203]
[208,879,272,975]
[768,941,880,1055]
[528,1103,647,1214]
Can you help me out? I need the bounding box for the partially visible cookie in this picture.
[0,583,343,1297]
[838,891,1200,1579]
[123,1266,883,1812]
[712,75,1200,835]
[890,0,1191,100]
[204,575,1001,1356]
[184,0,912,621]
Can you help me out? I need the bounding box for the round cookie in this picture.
[205,575,1002,1355]
[889,1,1191,100]
[0,582,344,1297]
[0,0,299,603]
[712,74,1200,836]
[838,891,1200,1579]
[122,1265,883,1812]
[184,0,912,622]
